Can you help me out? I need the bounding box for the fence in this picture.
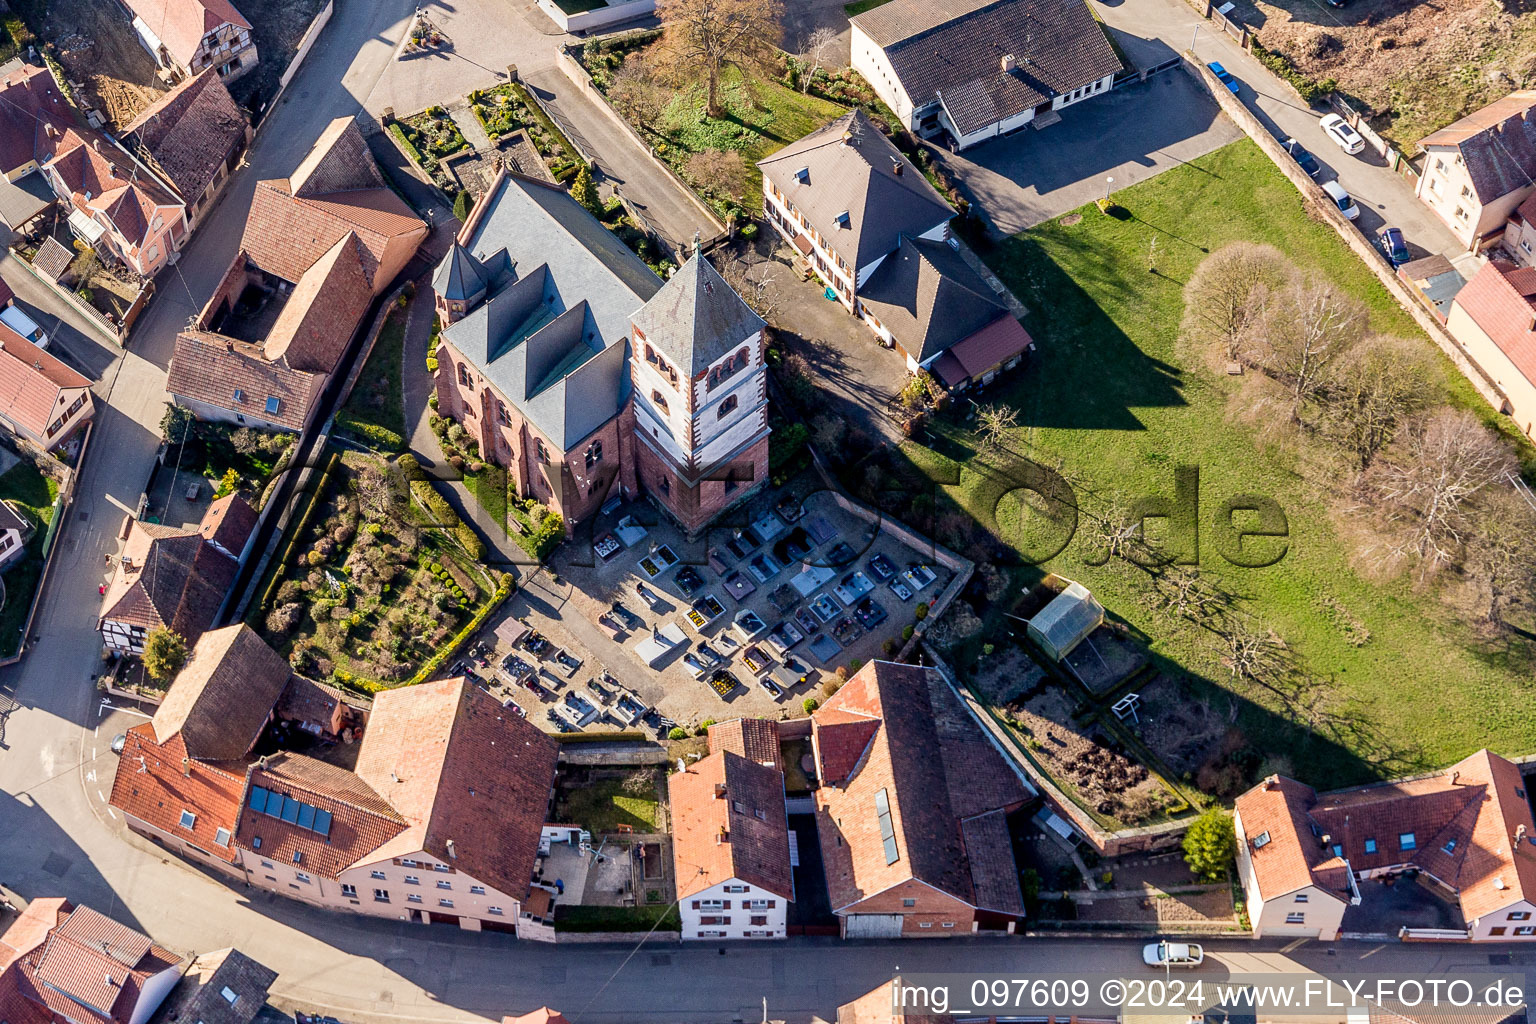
[6,247,148,346]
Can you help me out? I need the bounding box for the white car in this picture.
[0,305,48,349]
[1143,941,1204,967]
[1319,113,1366,155]
[1322,179,1360,221]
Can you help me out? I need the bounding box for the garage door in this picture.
[844,914,904,938]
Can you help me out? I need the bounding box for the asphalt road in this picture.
[0,3,1528,1023]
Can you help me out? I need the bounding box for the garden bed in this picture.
[255,451,498,688]
[554,768,662,833]
[470,83,583,183]
[403,106,469,163]
[553,904,680,932]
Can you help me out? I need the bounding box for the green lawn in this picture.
[555,777,660,833]
[844,0,895,13]
[902,139,1535,789]
[462,462,508,534]
[336,308,407,451]
[0,461,59,659]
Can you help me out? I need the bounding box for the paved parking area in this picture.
[932,65,1243,237]
[477,482,952,734]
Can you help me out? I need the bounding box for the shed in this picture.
[1025,579,1103,661]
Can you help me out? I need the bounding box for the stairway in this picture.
[1032,108,1063,130]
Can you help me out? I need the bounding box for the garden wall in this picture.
[536,0,655,33]
[262,0,334,120]
[1185,57,1510,415]
[6,248,146,346]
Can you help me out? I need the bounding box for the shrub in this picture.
[456,523,486,561]
[336,414,404,452]
[214,467,240,498]
[397,453,423,481]
[388,122,427,168]
[914,602,929,621]
[802,698,819,714]
[410,479,460,527]
[668,727,688,741]
[902,624,914,640]
[1182,809,1236,881]
[848,659,863,672]
[142,628,188,681]
[738,223,758,240]
[426,355,439,373]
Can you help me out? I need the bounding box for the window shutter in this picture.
[768,900,776,908]
[691,901,700,910]
[723,900,731,909]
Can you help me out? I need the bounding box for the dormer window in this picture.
[794,167,809,184]
[835,211,850,228]
[233,388,245,403]
[265,396,280,416]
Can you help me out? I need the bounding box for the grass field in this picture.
[336,308,406,451]
[556,777,660,833]
[0,461,59,659]
[900,139,1535,789]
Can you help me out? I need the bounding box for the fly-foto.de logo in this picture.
[964,462,1291,569]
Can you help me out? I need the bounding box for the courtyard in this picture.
[474,475,954,734]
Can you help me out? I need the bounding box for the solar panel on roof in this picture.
[297,803,316,830]
[875,786,898,865]
[281,796,301,823]
[249,786,269,813]
[313,809,333,837]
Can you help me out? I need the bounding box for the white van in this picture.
[0,305,49,349]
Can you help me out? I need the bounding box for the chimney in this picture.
[716,825,729,844]
[92,138,102,153]
[1517,824,1528,847]
[1001,53,1018,72]
[841,129,853,144]
[180,757,191,777]
[446,838,458,859]
[892,159,903,177]
[1262,775,1278,790]
[1448,769,1460,785]
[107,162,117,179]
[1320,833,1332,848]
[226,341,234,352]
[714,783,727,799]
[43,122,58,139]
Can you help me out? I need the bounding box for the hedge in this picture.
[388,122,429,169]
[403,574,514,686]
[553,730,648,743]
[553,904,680,933]
[252,451,338,616]
[506,79,585,173]
[335,413,404,452]
[409,476,487,561]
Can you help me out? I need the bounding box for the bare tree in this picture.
[1251,275,1368,418]
[608,56,669,134]
[976,403,1019,455]
[799,26,841,93]
[718,251,780,323]
[1155,566,1224,624]
[653,0,784,117]
[1322,335,1434,469]
[1221,619,1288,684]
[684,148,747,203]
[1360,407,1517,570]
[1082,493,1161,567]
[1180,242,1290,362]
[1465,487,1536,628]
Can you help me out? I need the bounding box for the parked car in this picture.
[1322,179,1360,220]
[1378,226,1410,266]
[1283,138,1321,178]
[110,733,127,755]
[1320,113,1366,155]
[1206,62,1239,94]
[1143,941,1204,967]
[0,305,48,349]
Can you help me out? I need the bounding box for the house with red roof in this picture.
[167,116,425,434]
[0,322,94,450]
[120,0,257,85]
[1445,259,1536,439]
[122,70,251,230]
[109,627,562,937]
[1234,749,1536,941]
[669,748,793,939]
[810,660,1032,938]
[0,64,72,183]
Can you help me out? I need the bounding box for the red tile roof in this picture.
[122,69,248,206]
[119,0,251,68]
[934,314,1033,385]
[0,322,92,438]
[707,718,783,771]
[812,661,1028,916]
[1236,750,1536,922]
[109,725,246,865]
[261,232,373,373]
[166,331,323,432]
[43,128,181,256]
[504,1010,572,1024]
[196,494,257,556]
[151,624,291,761]
[353,678,559,898]
[97,522,238,642]
[1450,259,1536,391]
[237,753,407,881]
[0,65,70,176]
[669,750,793,901]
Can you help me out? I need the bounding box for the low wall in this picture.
[537,0,655,33]
[7,248,141,346]
[1186,57,1511,415]
[263,0,334,119]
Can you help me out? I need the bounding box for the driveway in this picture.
[1341,874,1465,937]
[1091,0,1468,264]
[932,61,1243,237]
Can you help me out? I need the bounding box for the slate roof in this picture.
[109,725,247,865]
[707,718,783,771]
[758,111,954,272]
[852,0,1122,138]
[857,234,1012,364]
[812,661,1029,916]
[434,241,490,303]
[444,171,662,449]
[670,750,794,901]
[98,519,240,643]
[237,752,408,881]
[120,0,252,69]
[151,624,290,761]
[1449,259,1536,394]
[0,500,26,534]
[0,64,71,176]
[1420,92,1536,204]
[1235,750,1536,922]
[630,252,765,377]
[166,332,323,432]
[353,678,559,898]
[122,69,247,207]
[0,322,92,438]
[150,949,277,1024]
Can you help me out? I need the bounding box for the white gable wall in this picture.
[680,877,788,939]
